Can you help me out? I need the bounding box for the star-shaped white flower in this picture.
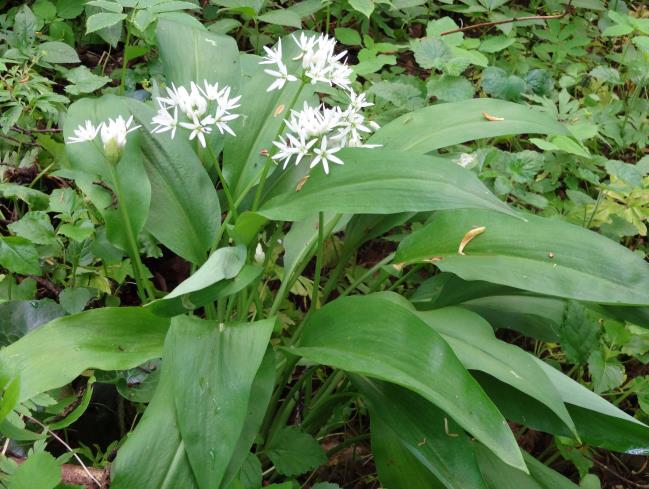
[100,115,141,151]
[152,106,179,138]
[67,120,101,144]
[265,62,298,92]
[310,136,343,174]
[180,115,214,148]
[260,38,283,66]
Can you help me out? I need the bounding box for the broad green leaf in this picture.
[0,307,169,402]
[475,445,579,489]
[169,316,274,489]
[156,18,240,90]
[126,99,221,264]
[265,426,327,476]
[258,149,516,221]
[38,40,80,63]
[65,66,111,95]
[370,98,569,153]
[8,211,57,245]
[0,183,49,209]
[147,246,245,315]
[396,209,649,305]
[0,361,19,422]
[223,47,313,200]
[0,299,65,347]
[85,12,127,33]
[371,416,446,489]
[292,295,525,471]
[415,307,577,437]
[258,9,302,28]
[481,67,526,101]
[7,451,60,489]
[0,237,41,276]
[58,287,93,314]
[587,350,625,394]
[221,349,275,488]
[427,75,474,102]
[63,96,151,254]
[56,0,84,19]
[349,0,374,17]
[355,376,488,489]
[111,316,274,489]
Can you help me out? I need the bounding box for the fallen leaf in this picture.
[458,226,486,255]
[295,175,310,192]
[482,112,504,121]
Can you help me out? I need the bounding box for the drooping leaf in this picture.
[0,307,169,402]
[370,98,569,153]
[292,294,525,471]
[355,376,488,489]
[146,246,246,316]
[396,209,649,305]
[415,307,577,437]
[259,149,516,221]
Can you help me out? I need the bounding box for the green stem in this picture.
[338,253,395,298]
[107,163,154,302]
[251,82,307,212]
[206,144,238,220]
[310,212,325,312]
[119,19,132,95]
[325,434,370,457]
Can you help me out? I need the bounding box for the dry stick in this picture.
[10,456,107,489]
[440,1,573,36]
[25,416,103,488]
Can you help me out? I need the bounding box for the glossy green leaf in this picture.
[147,246,245,316]
[415,307,577,437]
[221,349,275,488]
[396,209,649,305]
[0,237,41,276]
[170,316,274,489]
[355,376,488,489]
[111,316,274,489]
[259,149,516,221]
[223,54,313,200]
[475,444,579,489]
[126,99,222,264]
[156,18,240,92]
[0,307,169,402]
[370,98,569,153]
[292,294,525,471]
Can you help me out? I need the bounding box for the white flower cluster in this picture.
[152,80,241,148]
[67,116,141,159]
[272,91,380,174]
[261,33,353,92]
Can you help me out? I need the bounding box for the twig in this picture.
[440,1,573,36]
[589,456,649,489]
[9,456,108,489]
[11,126,62,134]
[24,416,102,488]
[0,133,41,147]
[29,275,61,297]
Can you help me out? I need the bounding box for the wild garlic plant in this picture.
[11,20,649,489]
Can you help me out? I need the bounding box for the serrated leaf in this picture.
[265,426,327,476]
[588,351,625,394]
[86,12,127,34]
[560,302,602,365]
[427,75,474,102]
[7,451,60,489]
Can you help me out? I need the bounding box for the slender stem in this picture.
[251,82,307,212]
[310,212,325,312]
[107,163,154,302]
[338,253,395,298]
[119,17,133,95]
[206,144,238,219]
[325,434,370,457]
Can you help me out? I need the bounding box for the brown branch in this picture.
[12,126,62,134]
[440,1,573,36]
[29,275,61,297]
[10,456,109,489]
[0,133,41,147]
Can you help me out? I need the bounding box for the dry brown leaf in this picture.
[423,256,444,263]
[295,175,310,192]
[482,112,505,121]
[458,226,486,255]
[392,262,405,271]
[273,104,285,117]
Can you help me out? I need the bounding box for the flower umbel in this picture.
[271,90,380,174]
[261,33,353,92]
[151,80,241,147]
[67,116,140,161]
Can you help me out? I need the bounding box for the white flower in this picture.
[272,136,298,168]
[287,133,317,165]
[152,80,241,146]
[67,120,101,144]
[254,243,265,264]
[265,63,298,92]
[457,153,477,168]
[260,38,284,66]
[292,33,318,62]
[311,136,343,174]
[180,115,214,148]
[100,115,141,152]
[152,106,179,138]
